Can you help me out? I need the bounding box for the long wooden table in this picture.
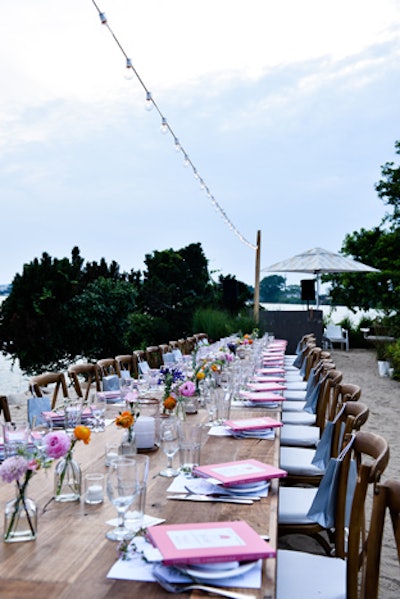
[0,405,281,599]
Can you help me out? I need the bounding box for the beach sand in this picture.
[279,349,400,598]
[3,348,400,596]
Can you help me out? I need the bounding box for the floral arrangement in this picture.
[0,451,50,541]
[158,366,185,413]
[49,425,91,501]
[115,394,140,444]
[0,424,91,540]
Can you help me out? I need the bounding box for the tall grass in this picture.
[193,308,256,342]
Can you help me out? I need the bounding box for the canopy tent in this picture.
[263,247,379,307]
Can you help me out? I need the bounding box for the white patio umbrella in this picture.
[263,247,379,308]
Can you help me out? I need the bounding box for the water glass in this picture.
[3,422,30,458]
[64,402,82,432]
[125,454,150,532]
[84,473,105,504]
[90,393,106,432]
[159,417,180,477]
[106,456,138,541]
[105,441,120,466]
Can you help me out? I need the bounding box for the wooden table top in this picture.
[0,405,281,599]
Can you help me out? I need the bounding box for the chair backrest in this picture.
[345,431,390,598]
[96,358,120,378]
[326,324,344,339]
[67,363,101,401]
[329,382,362,421]
[0,395,11,422]
[29,372,69,410]
[363,479,400,598]
[315,368,343,431]
[115,354,139,379]
[146,346,163,369]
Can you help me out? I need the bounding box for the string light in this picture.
[91,1,257,251]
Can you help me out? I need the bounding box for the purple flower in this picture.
[43,431,71,459]
[180,380,196,397]
[0,455,29,483]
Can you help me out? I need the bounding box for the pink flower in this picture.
[0,455,29,483]
[44,431,71,459]
[180,380,196,397]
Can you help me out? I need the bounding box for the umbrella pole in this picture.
[316,273,321,308]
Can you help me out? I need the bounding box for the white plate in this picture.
[177,560,258,580]
[222,481,270,494]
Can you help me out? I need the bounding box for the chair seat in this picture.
[282,400,307,412]
[280,447,324,476]
[278,486,318,524]
[281,412,316,425]
[277,549,346,599]
[284,381,308,391]
[280,424,319,447]
[283,390,307,401]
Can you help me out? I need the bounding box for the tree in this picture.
[326,140,400,325]
[0,247,139,373]
[137,242,215,340]
[259,275,287,302]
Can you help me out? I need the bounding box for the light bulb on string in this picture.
[124,58,134,80]
[160,117,168,135]
[145,91,153,111]
[183,154,190,168]
[99,12,107,24]
[174,137,181,152]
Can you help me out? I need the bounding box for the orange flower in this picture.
[74,425,91,445]
[115,411,135,429]
[163,395,177,410]
[196,370,205,380]
[211,364,219,372]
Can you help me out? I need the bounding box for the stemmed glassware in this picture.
[106,456,139,541]
[159,417,180,477]
[90,393,106,432]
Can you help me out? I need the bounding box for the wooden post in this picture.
[253,230,261,325]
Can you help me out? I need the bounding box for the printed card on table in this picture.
[224,416,282,432]
[193,458,287,486]
[146,520,275,565]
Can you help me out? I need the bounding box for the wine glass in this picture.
[90,393,106,432]
[159,418,180,477]
[106,457,139,541]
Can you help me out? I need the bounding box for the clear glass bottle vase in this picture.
[54,456,81,502]
[4,486,37,543]
[118,430,137,456]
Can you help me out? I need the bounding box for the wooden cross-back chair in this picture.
[0,395,11,422]
[277,430,390,599]
[364,479,400,598]
[146,346,163,369]
[29,372,69,410]
[115,354,139,379]
[67,363,101,402]
[281,398,369,487]
[96,358,120,378]
[279,401,370,554]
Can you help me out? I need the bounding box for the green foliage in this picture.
[192,308,255,342]
[218,274,252,314]
[137,243,215,340]
[259,275,286,302]
[324,140,400,337]
[0,247,139,373]
[0,242,253,374]
[386,340,400,380]
[68,277,137,359]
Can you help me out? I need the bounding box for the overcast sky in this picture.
[1,0,400,287]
